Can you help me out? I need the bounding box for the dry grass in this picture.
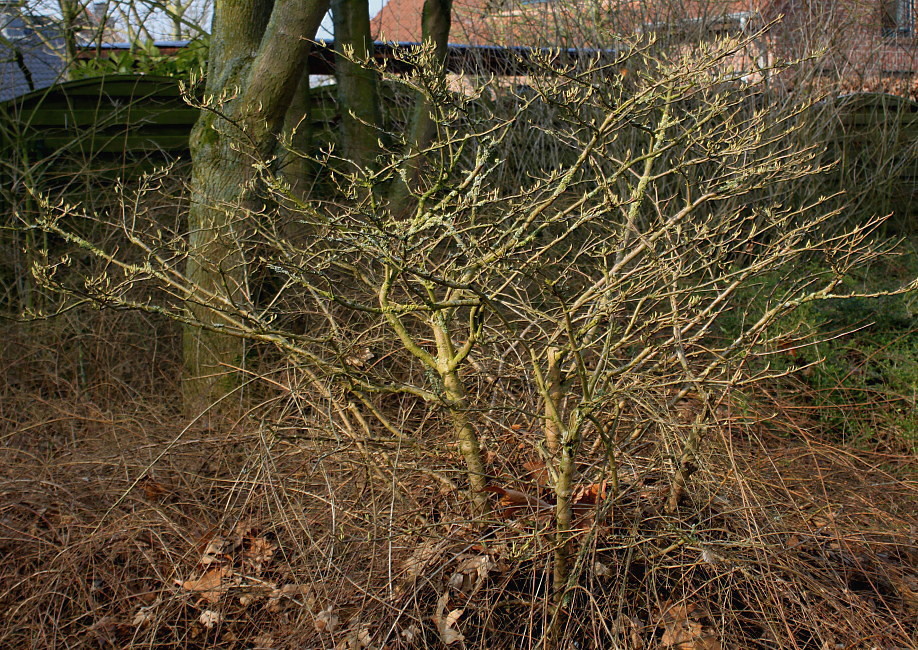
[0,313,915,649]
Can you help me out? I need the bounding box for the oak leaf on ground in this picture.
[523,460,550,486]
[315,605,340,633]
[198,609,222,629]
[448,554,494,594]
[435,592,465,645]
[131,608,154,627]
[243,535,276,573]
[660,601,721,650]
[180,565,232,604]
[482,485,553,516]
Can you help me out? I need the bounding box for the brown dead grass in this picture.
[0,313,915,649]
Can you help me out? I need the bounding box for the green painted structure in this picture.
[1,74,915,229]
[0,73,345,183]
[0,74,197,179]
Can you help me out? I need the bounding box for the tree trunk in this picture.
[442,368,490,516]
[544,347,564,454]
[183,0,329,409]
[552,414,582,612]
[332,0,382,170]
[280,65,315,197]
[56,0,80,78]
[388,0,452,216]
[409,0,451,147]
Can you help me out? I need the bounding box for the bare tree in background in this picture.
[387,0,452,215]
[332,0,382,170]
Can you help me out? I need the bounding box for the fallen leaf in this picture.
[132,608,154,627]
[435,593,465,645]
[449,554,494,594]
[232,520,255,547]
[404,539,444,579]
[266,584,312,613]
[237,581,275,607]
[443,608,465,644]
[613,615,644,649]
[660,601,721,650]
[338,625,373,649]
[344,346,376,368]
[181,566,232,604]
[243,535,276,573]
[482,485,553,516]
[134,589,158,605]
[252,634,275,649]
[594,560,612,578]
[315,605,339,633]
[400,624,420,642]
[192,525,223,556]
[699,546,720,565]
[86,616,130,642]
[572,481,607,506]
[198,609,222,629]
[810,510,836,530]
[138,476,168,500]
[199,536,229,566]
[448,571,465,590]
[523,460,550,486]
[660,603,701,647]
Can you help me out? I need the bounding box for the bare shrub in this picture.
[15,30,917,648]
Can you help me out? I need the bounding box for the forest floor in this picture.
[0,308,915,649]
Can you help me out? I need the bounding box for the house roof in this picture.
[371,0,580,47]
[371,0,767,48]
[74,40,193,59]
[372,0,429,43]
[0,9,67,102]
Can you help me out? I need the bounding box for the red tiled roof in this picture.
[372,0,769,48]
[372,0,427,43]
[373,0,498,45]
[371,0,918,86]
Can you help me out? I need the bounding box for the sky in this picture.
[317,1,389,40]
[18,0,390,43]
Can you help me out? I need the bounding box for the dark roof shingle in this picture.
[1,10,67,102]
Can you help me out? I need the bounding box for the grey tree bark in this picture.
[388,0,451,216]
[183,0,329,409]
[332,0,382,170]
